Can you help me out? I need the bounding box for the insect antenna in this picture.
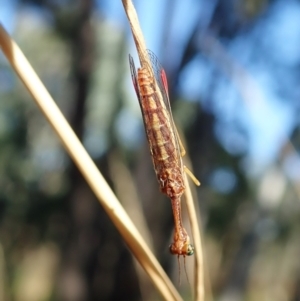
[177,255,181,286]
[183,256,192,288]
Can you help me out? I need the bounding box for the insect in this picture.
[129,50,200,256]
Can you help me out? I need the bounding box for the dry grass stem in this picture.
[184,175,205,301]
[122,0,148,65]
[0,23,182,301]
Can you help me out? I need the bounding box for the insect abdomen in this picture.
[137,68,184,198]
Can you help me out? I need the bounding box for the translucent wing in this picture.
[146,50,170,109]
[144,50,183,164]
[129,54,141,103]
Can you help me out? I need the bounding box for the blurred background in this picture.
[0,0,300,300]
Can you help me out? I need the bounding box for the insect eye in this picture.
[186,244,194,256]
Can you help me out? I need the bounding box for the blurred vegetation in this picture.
[1,0,300,300]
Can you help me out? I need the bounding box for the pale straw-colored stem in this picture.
[0,23,182,301]
[122,0,148,66]
[184,174,205,301]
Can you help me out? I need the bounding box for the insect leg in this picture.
[184,166,200,186]
[174,124,186,157]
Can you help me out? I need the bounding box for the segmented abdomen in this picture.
[137,67,185,198]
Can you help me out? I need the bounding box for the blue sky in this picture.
[0,0,18,32]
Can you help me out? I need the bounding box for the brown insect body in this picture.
[129,52,195,256]
[137,67,185,200]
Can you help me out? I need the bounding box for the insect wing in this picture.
[146,50,170,104]
[146,50,183,164]
[129,54,141,102]
[129,53,153,142]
